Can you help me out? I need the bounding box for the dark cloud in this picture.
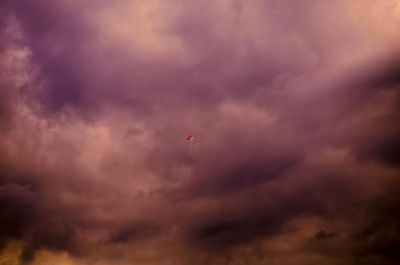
[0,184,37,239]
[0,0,400,264]
[314,230,339,240]
[349,179,400,265]
[183,144,302,197]
[109,222,162,244]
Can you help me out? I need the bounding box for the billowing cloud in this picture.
[1,0,400,264]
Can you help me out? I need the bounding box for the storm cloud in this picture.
[1,0,400,264]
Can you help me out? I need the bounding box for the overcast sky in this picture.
[1,1,400,264]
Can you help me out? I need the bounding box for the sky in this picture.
[0,0,400,264]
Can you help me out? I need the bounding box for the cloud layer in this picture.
[1,0,400,264]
